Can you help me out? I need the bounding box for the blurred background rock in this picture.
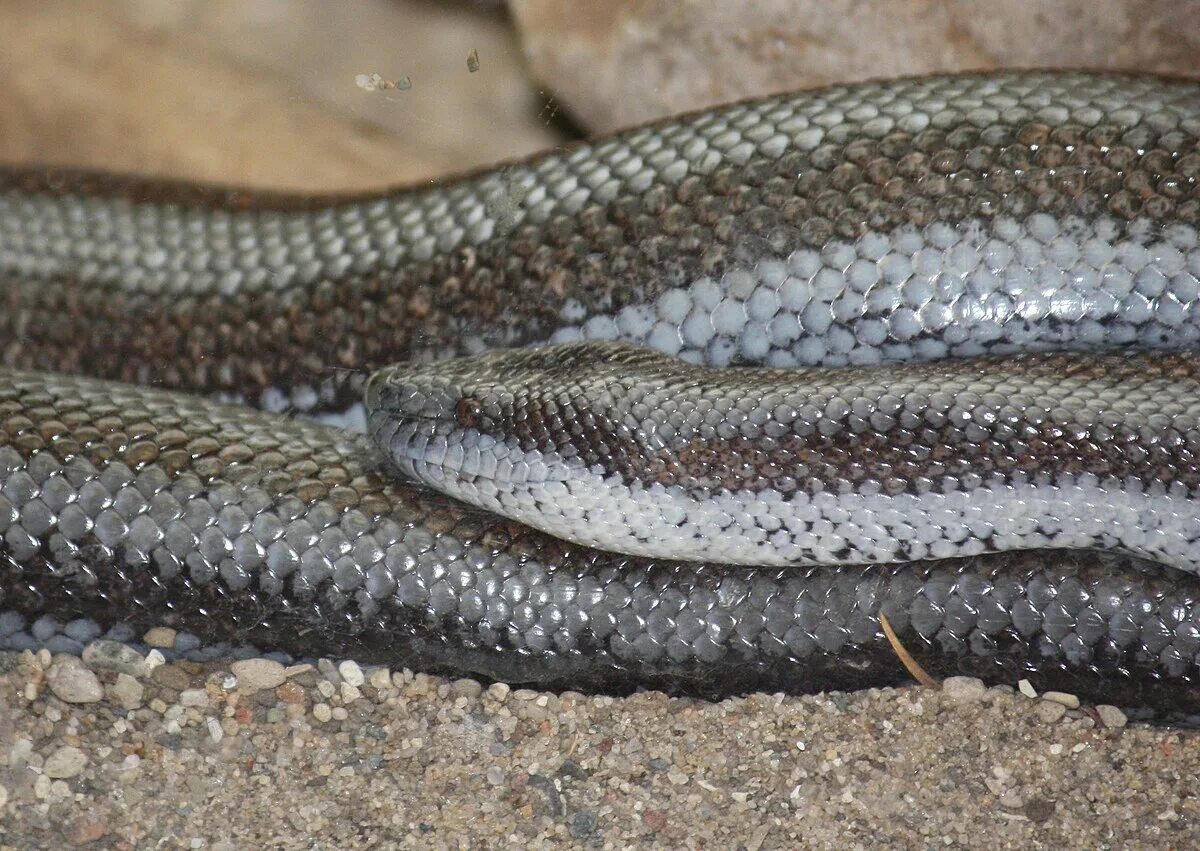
[510,0,1200,133]
[2,0,1195,189]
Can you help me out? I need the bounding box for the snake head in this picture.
[365,342,674,528]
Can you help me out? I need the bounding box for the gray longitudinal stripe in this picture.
[550,215,1200,368]
[4,368,1200,707]
[2,72,1199,413]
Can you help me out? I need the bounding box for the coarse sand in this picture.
[1,645,1198,849]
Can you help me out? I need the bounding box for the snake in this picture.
[4,71,1200,709]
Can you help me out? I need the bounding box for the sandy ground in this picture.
[2,2,1199,848]
[2,644,1200,849]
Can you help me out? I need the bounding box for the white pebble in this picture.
[1041,691,1081,709]
[941,676,986,703]
[337,660,365,688]
[179,688,210,708]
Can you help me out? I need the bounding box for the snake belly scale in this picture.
[4,71,1200,707]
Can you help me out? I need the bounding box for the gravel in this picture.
[3,647,1200,848]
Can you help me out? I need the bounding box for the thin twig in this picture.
[879,611,939,688]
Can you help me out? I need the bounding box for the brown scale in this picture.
[474,351,1200,500]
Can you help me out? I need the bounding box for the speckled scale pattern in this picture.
[6,72,1200,702]
[2,72,1200,414]
[5,368,1200,706]
[369,343,1200,567]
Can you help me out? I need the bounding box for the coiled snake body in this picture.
[4,72,1200,708]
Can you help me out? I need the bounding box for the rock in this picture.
[1096,705,1129,729]
[510,0,1200,133]
[142,626,178,648]
[337,659,365,688]
[44,745,88,779]
[487,682,511,702]
[46,657,104,704]
[230,658,287,693]
[82,640,148,677]
[1017,679,1038,699]
[1042,691,1081,709]
[1035,701,1067,724]
[313,702,333,723]
[107,673,145,710]
[941,677,986,703]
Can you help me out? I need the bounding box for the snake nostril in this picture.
[456,397,483,429]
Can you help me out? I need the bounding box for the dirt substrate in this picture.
[1,643,1198,849]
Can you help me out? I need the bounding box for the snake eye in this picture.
[456,397,483,429]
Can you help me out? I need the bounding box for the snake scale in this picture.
[4,71,1200,708]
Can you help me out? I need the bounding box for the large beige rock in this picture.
[0,0,562,189]
[510,0,1200,132]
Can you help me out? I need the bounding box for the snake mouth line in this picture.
[369,413,572,487]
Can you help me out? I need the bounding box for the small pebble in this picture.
[1017,679,1038,699]
[368,667,392,690]
[1041,691,1081,709]
[941,676,986,702]
[0,784,8,812]
[337,660,365,687]
[68,815,109,846]
[276,681,305,705]
[1035,701,1067,724]
[450,678,483,700]
[43,745,88,779]
[487,682,511,702]
[1096,705,1128,729]
[230,658,287,693]
[143,626,178,648]
[313,703,333,723]
[107,673,145,710]
[179,688,210,707]
[316,658,341,684]
[206,717,224,743]
[63,619,102,644]
[151,664,190,691]
[82,640,148,677]
[46,657,104,704]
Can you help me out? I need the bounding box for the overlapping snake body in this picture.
[367,343,1200,568]
[4,72,1200,707]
